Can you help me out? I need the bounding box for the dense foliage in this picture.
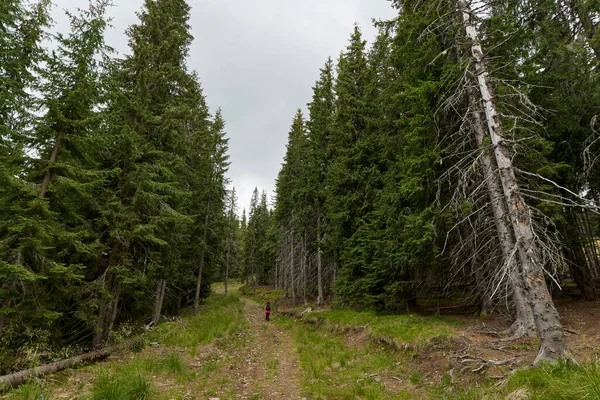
[268,0,600,361]
[0,0,240,372]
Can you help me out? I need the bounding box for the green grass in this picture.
[266,359,280,370]
[129,351,190,378]
[1,292,246,399]
[2,382,50,400]
[304,309,461,347]
[506,361,600,399]
[90,368,153,400]
[238,285,284,305]
[281,316,415,399]
[147,293,246,353]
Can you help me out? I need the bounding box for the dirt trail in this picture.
[209,298,302,400]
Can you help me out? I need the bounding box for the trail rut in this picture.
[207,298,302,400]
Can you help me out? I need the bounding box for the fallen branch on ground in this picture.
[0,338,144,390]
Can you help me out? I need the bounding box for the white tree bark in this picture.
[460,0,568,363]
[470,92,536,336]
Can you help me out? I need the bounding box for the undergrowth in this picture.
[238,285,284,305]
[146,293,246,353]
[1,293,246,399]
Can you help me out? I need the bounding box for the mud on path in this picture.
[202,298,302,400]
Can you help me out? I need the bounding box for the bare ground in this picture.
[206,298,302,400]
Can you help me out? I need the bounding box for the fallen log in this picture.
[0,338,144,390]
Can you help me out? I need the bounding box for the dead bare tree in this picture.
[459,0,569,363]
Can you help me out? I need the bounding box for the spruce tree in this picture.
[325,26,386,307]
[0,0,53,346]
[305,59,335,305]
[93,0,203,342]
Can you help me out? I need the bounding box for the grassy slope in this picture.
[2,293,246,400]
[3,285,600,399]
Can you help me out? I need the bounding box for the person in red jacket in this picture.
[264,301,271,321]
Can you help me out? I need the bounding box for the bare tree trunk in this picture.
[564,212,597,300]
[302,233,307,306]
[580,212,600,278]
[333,251,339,288]
[317,215,324,307]
[40,131,63,199]
[0,338,144,388]
[283,233,289,298]
[460,0,568,363]
[291,225,296,305]
[225,230,231,295]
[470,91,536,336]
[92,272,120,347]
[275,257,279,290]
[152,279,166,325]
[194,214,210,312]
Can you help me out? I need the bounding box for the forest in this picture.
[2,0,600,379]
[0,0,238,373]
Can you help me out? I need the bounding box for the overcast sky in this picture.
[50,0,398,213]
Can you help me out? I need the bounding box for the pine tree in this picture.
[92,0,205,343]
[325,26,388,307]
[29,0,114,345]
[223,187,239,294]
[192,108,230,311]
[305,59,335,305]
[0,0,54,344]
[274,110,308,301]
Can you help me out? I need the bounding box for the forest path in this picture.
[205,297,302,400]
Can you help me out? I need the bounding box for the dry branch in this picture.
[0,338,144,389]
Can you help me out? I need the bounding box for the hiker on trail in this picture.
[265,301,271,321]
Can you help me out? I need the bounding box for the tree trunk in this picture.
[333,251,339,287]
[317,215,324,307]
[579,211,600,279]
[291,225,296,305]
[302,233,307,306]
[194,213,210,312]
[152,279,166,325]
[0,338,144,389]
[275,256,279,290]
[0,297,11,340]
[225,230,231,295]
[40,131,63,199]
[470,90,536,336]
[92,272,120,348]
[460,0,568,363]
[563,212,597,300]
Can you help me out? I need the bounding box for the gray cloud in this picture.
[50,0,397,212]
